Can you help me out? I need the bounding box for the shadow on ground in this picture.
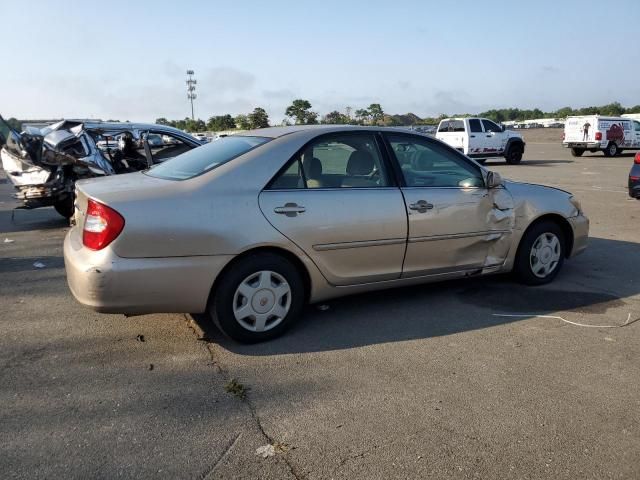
[0,208,68,234]
[194,237,640,356]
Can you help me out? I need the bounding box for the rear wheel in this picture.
[514,220,565,285]
[570,148,585,157]
[53,196,74,219]
[505,144,523,164]
[209,253,305,343]
[603,142,618,157]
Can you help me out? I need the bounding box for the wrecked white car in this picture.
[0,118,204,218]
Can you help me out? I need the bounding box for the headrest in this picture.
[346,151,374,175]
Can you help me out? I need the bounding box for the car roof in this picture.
[241,124,421,138]
[41,119,190,138]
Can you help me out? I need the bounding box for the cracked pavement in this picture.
[1,135,639,479]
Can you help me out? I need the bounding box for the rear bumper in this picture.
[568,214,589,257]
[563,142,601,149]
[64,228,233,314]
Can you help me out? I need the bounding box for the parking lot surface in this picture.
[1,134,639,479]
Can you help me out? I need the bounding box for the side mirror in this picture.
[486,171,503,189]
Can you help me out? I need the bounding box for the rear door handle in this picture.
[408,200,434,213]
[470,135,476,138]
[274,203,306,217]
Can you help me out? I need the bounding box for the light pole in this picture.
[186,70,197,120]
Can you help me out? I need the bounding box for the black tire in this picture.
[513,220,565,286]
[603,142,618,157]
[53,196,74,219]
[475,158,487,165]
[570,148,585,157]
[209,253,305,343]
[505,144,523,164]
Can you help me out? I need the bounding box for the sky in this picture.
[3,0,639,123]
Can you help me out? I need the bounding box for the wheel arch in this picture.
[206,245,312,308]
[516,213,575,261]
[505,137,525,153]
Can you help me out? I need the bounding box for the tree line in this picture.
[478,102,640,123]
[4,100,640,135]
[155,100,640,132]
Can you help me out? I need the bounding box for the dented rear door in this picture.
[383,132,515,278]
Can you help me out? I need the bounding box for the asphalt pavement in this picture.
[1,140,639,479]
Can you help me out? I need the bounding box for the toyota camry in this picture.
[64,125,588,343]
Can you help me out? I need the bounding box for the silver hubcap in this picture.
[232,271,291,332]
[529,232,561,278]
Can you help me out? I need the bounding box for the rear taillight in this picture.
[83,199,125,250]
[595,132,602,141]
[635,152,640,164]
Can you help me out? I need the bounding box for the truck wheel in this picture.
[54,197,74,219]
[505,144,523,164]
[603,142,618,157]
[570,148,585,157]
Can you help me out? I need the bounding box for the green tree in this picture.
[207,114,236,131]
[285,99,318,124]
[235,114,251,130]
[323,110,349,124]
[155,118,170,126]
[354,108,370,125]
[248,108,270,129]
[368,103,384,125]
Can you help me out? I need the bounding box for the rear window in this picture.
[438,120,465,132]
[146,135,270,180]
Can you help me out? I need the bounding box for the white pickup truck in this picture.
[436,117,526,164]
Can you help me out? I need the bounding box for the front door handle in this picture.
[274,203,306,217]
[408,200,434,213]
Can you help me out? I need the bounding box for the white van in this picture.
[563,115,640,157]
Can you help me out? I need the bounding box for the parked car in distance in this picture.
[563,115,640,157]
[436,117,526,165]
[64,125,588,343]
[0,117,204,218]
[629,152,640,199]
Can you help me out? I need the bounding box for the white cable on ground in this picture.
[492,313,636,329]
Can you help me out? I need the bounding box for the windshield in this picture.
[146,135,270,180]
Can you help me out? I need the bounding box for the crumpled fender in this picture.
[484,187,516,269]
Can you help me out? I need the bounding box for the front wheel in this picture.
[603,142,618,157]
[514,221,565,285]
[505,144,523,164]
[209,253,305,343]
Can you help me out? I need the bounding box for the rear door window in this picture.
[268,133,391,189]
[468,119,482,133]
